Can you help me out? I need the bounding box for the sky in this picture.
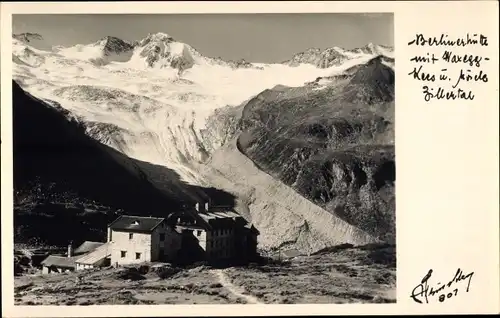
[13,13,393,63]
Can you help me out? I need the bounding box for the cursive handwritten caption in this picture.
[410,268,474,304]
[408,33,490,102]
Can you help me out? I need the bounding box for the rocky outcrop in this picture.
[283,44,394,68]
[12,33,43,44]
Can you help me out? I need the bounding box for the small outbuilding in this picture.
[75,242,111,271]
[40,255,77,274]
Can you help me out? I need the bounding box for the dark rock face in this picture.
[99,36,134,55]
[293,146,395,242]
[12,33,43,44]
[342,55,395,104]
[209,56,396,243]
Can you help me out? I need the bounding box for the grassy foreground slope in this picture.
[14,243,395,305]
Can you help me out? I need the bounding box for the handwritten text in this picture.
[408,33,490,102]
[410,268,474,304]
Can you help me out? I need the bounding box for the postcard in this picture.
[1,1,498,316]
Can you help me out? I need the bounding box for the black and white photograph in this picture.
[11,13,395,305]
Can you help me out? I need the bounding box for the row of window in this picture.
[213,228,232,236]
[196,229,231,237]
[120,250,141,260]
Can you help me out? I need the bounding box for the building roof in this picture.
[177,224,207,231]
[74,241,105,255]
[108,215,166,233]
[40,255,77,269]
[75,242,111,265]
[197,210,243,225]
[170,207,259,233]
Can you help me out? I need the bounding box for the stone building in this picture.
[107,215,182,266]
[168,201,260,264]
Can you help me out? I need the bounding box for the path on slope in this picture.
[212,269,263,304]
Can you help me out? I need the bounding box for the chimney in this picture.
[67,241,73,258]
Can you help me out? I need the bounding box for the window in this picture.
[129,233,133,240]
[135,252,141,260]
[160,233,165,241]
[121,251,126,258]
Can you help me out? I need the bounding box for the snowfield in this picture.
[12,33,386,186]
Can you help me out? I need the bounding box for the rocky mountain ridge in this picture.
[203,56,396,243]
[13,32,393,72]
[282,43,394,68]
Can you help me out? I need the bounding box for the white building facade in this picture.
[107,216,182,266]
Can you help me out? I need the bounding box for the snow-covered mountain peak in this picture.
[50,35,135,65]
[139,32,176,46]
[132,33,203,71]
[12,32,51,51]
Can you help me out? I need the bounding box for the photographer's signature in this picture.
[410,268,474,304]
